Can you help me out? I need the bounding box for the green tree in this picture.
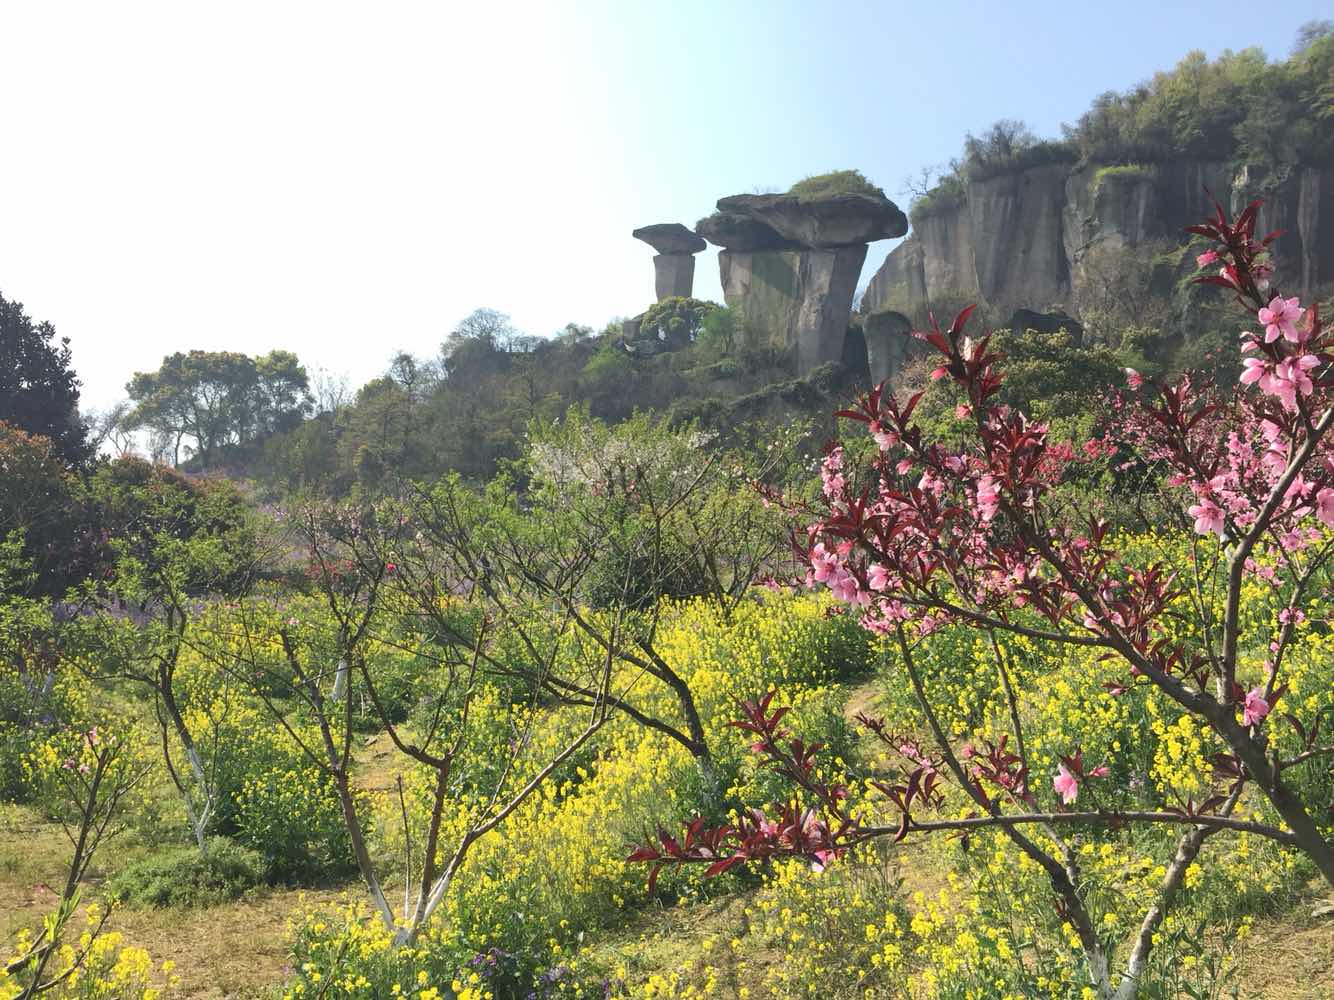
[0,290,91,466]
[126,350,311,467]
[0,424,83,597]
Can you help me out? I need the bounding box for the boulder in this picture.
[719,245,867,374]
[653,254,695,300]
[713,192,907,248]
[1008,307,1084,344]
[861,310,919,385]
[632,223,707,255]
[697,187,907,375]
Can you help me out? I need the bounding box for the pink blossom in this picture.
[1196,249,1219,268]
[868,563,890,592]
[1239,357,1267,386]
[976,475,1001,522]
[955,404,972,420]
[1317,488,1334,528]
[1258,295,1304,344]
[1188,497,1225,537]
[1053,765,1079,805]
[1242,687,1270,727]
[1123,368,1143,389]
[869,420,897,450]
[829,570,867,606]
[810,543,838,583]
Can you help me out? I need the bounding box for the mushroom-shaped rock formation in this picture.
[714,192,907,249]
[633,223,706,301]
[696,187,907,374]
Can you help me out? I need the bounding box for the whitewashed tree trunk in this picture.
[330,658,348,701]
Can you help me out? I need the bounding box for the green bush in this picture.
[788,169,887,200]
[1091,162,1158,188]
[909,173,966,225]
[235,761,358,881]
[106,836,265,907]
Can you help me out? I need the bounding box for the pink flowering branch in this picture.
[632,194,1334,996]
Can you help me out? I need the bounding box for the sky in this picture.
[1,0,1328,414]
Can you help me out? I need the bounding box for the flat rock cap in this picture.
[632,223,707,255]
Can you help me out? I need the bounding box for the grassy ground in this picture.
[0,803,345,1000]
[3,693,1332,999]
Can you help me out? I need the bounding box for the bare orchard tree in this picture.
[384,411,796,794]
[71,467,261,851]
[206,499,613,946]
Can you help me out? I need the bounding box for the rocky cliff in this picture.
[861,160,1334,323]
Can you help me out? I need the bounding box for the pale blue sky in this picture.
[0,1,1327,411]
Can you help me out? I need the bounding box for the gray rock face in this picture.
[861,310,918,385]
[653,253,695,300]
[860,157,1334,323]
[967,164,1072,318]
[633,223,707,255]
[713,192,907,248]
[861,238,927,318]
[719,245,867,374]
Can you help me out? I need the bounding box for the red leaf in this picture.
[948,304,977,336]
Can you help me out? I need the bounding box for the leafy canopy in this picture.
[0,290,91,466]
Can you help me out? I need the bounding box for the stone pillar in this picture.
[719,244,867,375]
[633,223,706,303]
[653,253,695,300]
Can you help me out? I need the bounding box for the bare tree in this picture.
[85,401,138,458]
[385,413,797,798]
[207,499,613,945]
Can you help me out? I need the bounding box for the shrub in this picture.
[0,905,177,999]
[909,172,966,225]
[106,836,266,907]
[235,761,358,881]
[0,423,84,596]
[1091,162,1159,190]
[788,169,887,200]
[81,456,259,596]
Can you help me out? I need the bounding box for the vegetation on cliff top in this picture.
[909,24,1334,224]
[787,169,887,201]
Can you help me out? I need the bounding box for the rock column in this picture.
[653,253,695,300]
[632,223,706,302]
